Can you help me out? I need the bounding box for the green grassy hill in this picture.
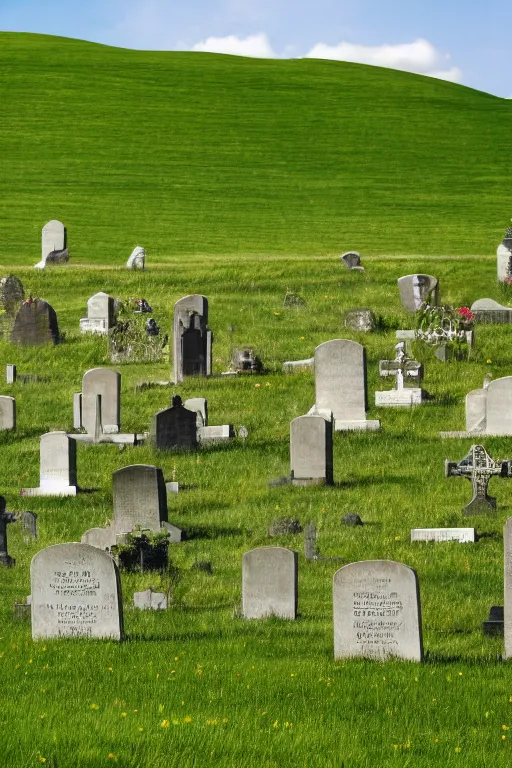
[1,31,511,265]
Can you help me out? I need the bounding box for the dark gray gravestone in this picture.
[21,511,37,541]
[0,496,16,567]
[11,299,59,345]
[341,252,364,270]
[304,523,318,559]
[172,294,212,384]
[150,396,198,450]
[113,465,168,535]
[0,275,24,314]
[483,605,503,636]
[445,445,512,515]
[342,513,364,527]
[46,248,69,265]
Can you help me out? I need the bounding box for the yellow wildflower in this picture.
[161,719,170,728]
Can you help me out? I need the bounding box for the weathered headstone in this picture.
[172,295,212,384]
[242,547,298,619]
[229,348,264,373]
[80,292,116,335]
[410,528,475,543]
[341,251,364,270]
[0,275,24,314]
[483,605,503,636]
[471,298,512,324]
[309,339,379,431]
[497,240,512,283]
[290,414,333,485]
[11,299,59,345]
[0,396,15,430]
[465,388,487,433]
[375,342,423,406]
[21,511,38,541]
[21,432,77,497]
[445,445,511,515]
[133,588,168,610]
[333,560,423,661]
[126,246,145,270]
[504,518,512,657]
[81,527,115,550]
[113,464,168,535]
[150,396,198,450]
[37,220,67,269]
[30,543,123,640]
[304,523,318,559]
[397,274,439,313]
[344,308,376,332]
[282,357,314,373]
[82,368,121,435]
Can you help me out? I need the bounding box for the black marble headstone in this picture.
[150,396,198,450]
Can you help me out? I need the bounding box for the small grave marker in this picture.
[410,528,475,543]
[376,342,423,406]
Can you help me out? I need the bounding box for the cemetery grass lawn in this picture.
[1,31,512,265]
[2,255,512,766]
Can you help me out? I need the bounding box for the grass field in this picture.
[1,32,512,263]
[2,31,512,768]
[1,253,512,767]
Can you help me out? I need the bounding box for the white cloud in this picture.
[305,38,462,82]
[192,33,276,58]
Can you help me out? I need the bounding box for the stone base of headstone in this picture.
[375,388,422,407]
[199,425,234,441]
[410,528,475,543]
[133,588,168,610]
[334,419,380,432]
[161,521,182,542]
[440,430,486,438]
[21,484,76,497]
[483,605,504,636]
[69,432,144,445]
[291,476,331,487]
[282,358,314,373]
[80,318,109,335]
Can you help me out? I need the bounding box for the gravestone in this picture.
[465,388,487,433]
[11,299,59,345]
[471,298,512,324]
[172,295,212,384]
[82,368,121,435]
[38,220,67,269]
[81,527,115,550]
[445,445,512,515]
[113,464,168,535]
[290,414,333,485]
[21,432,77,497]
[0,497,16,567]
[282,357,314,373]
[397,274,439,313]
[150,396,198,450]
[497,240,512,282]
[183,397,208,427]
[80,292,116,335]
[0,275,24,314]
[133,588,167,610]
[126,246,145,270]
[375,342,423,406]
[333,560,423,661]
[230,347,264,374]
[73,393,82,429]
[504,518,512,657]
[410,528,475,543]
[309,339,379,431]
[0,396,15,430]
[304,523,318,559]
[483,605,503,636]
[242,547,298,619]
[21,511,37,541]
[30,543,123,640]
[486,377,512,435]
[344,308,376,332]
[341,251,364,270]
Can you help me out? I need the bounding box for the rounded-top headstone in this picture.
[342,513,364,527]
[397,274,439,313]
[0,275,24,314]
[30,543,123,640]
[10,298,59,346]
[333,559,423,661]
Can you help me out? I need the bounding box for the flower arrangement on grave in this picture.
[108,299,168,363]
[112,528,170,572]
[415,304,474,347]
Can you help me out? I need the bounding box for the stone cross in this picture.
[0,496,17,567]
[445,445,512,515]
[379,342,423,390]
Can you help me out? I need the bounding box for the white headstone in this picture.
[242,547,298,619]
[0,395,15,430]
[21,432,77,496]
[333,560,423,661]
[41,219,65,263]
[82,368,121,435]
[183,397,208,426]
[465,388,487,433]
[133,588,167,610]
[126,246,145,270]
[397,274,438,312]
[497,243,512,282]
[80,292,115,335]
[30,543,123,640]
[410,528,475,543]
[485,376,512,435]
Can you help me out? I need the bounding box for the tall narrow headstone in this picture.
[10,299,59,345]
[39,220,67,269]
[82,368,121,435]
[242,547,298,619]
[21,432,77,497]
[0,496,16,567]
[397,274,439,313]
[497,241,512,283]
[80,292,115,335]
[333,560,423,661]
[30,543,123,640]
[290,414,333,485]
[0,396,15,430]
[112,464,168,535]
[504,518,512,658]
[150,396,198,450]
[310,339,379,431]
[485,377,512,435]
[172,295,212,384]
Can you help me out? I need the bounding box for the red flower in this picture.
[457,307,474,321]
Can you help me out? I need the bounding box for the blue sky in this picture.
[1,0,511,97]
